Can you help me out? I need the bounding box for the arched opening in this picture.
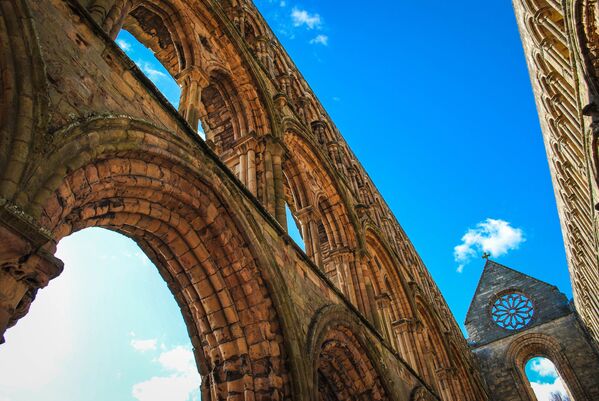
[285,202,305,251]
[525,357,574,401]
[115,30,182,109]
[310,318,390,401]
[0,228,201,401]
[201,71,249,153]
[506,333,587,401]
[108,1,273,196]
[3,116,292,401]
[362,230,415,355]
[282,132,359,291]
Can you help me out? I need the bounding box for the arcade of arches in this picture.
[0,0,598,400]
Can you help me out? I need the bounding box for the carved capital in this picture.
[0,249,63,343]
[176,66,210,88]
[392,318,421,334]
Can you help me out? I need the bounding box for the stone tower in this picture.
[466,260,599,400]
[513,0,599,344]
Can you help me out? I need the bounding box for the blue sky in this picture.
[0,2,574,401]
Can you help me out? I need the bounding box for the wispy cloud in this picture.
[132,345,200,401]
[131,338,158,352]
[135,60,167,81]
[310,34,329,46]
[454,218,524,273]
[116,39,131,52]
[291,7,322,29]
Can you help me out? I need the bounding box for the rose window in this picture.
[491,293,534,330]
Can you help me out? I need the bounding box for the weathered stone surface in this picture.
[513,0,599,346]
[4,0,597,399]
[467,260,599,401]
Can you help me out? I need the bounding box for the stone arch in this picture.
[282,129,359,247]
[448,342,479,401]
[282,129,368,307]
[15,116,293,401]
[362,229,415,347]
[0,0,49,202]
[307,305,392,401]
[505,332,589,401]
[121,0,196,73]
[201,69,252,152]
[415,297,454,398]
[98,0,278,200]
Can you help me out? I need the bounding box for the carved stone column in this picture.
[255,36,274,77]
[262,136,287,226]
[435,366,457,401]
[392,318,421,373]
[375,292,397,349]
[311,120,328,145]
[235,134,259,196]
[329,248,359,307]
[177,67,210,132]
[296,206,320,266]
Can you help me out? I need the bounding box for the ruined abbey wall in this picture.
[0,0,490,399]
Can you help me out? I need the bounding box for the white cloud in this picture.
[530,358,559,378]
[132,346,200,401]
[116,39,131,52]
[131,338,158,352]
[135,60,167,81]
[310,34,329,46]
[291,8,322,29]
[454,218,524,272]
[158,346,197,375]
[531,377,571,401]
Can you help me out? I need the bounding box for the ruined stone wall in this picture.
[0,0,490,399]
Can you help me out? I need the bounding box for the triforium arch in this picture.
[281,128,361,293]
[20,116,293,400]
[414,297,457,401]
[506,333,588,401]
[361,228,415,351]
[87,0,287,224]
[306,305,392,401]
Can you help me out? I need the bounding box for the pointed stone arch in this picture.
[415,297,455,399]
[307,305,392,401]
[12,115,294,401]
[281,130,361,289]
